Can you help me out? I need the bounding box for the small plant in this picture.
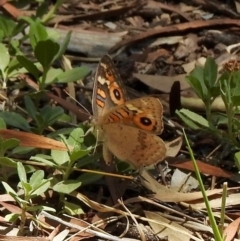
[177,58,240,144]
[2,162,53,235]
[177,58,240,171]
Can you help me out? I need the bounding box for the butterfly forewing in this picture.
[92,55,129,117]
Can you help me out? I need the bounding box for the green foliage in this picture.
[176,58,240,170]
[179,57,240,171]
[2,162,53,232]
[0,13,90,90]
[0,8,95,222]
[30,128,94,194]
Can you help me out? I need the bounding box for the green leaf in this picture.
[43,68,63,84]
[29,170,44,189]
[17,162,27,183]
[204,57,217,88]
[40,105,64,126]
[55,67,91,83]
[0,157,17,167]
[52,31,71,63]
[68,128,84,149]
[0,112,31,131]
[27,205,55,212]
[0,16,16,38]
[63,200,84,215]
[0,43,10,76]
[0,30,3,42]
[76,153,101,168]
[77,172,102,186]
[176,110,201,130]
[52,180,82,194]
[5,213,19,222]
[12,21,26,37]
[17,55,41,80]
[234,152,240,171]
[36,2,49,18]
[2,138,20,153]
[30,156,56,167]
[29,21,48,49]
[24,95,38,122]
[7,58,21,77]
[178,109,209,128]
[70,149,90,163]
[34,40,60,70]
[51,150,69,165]
[20,181,32,195]
[185,75,207,101]
[30,179,51,197]
[2,181,17,195]
[0,118,6,129]
[12,146,35,155]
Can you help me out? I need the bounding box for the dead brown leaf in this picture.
[133,73,190,93]
[0,129,70,151]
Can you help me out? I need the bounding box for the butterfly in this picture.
[92,55,166,169]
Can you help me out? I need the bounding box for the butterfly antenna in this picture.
[64,89,91,115]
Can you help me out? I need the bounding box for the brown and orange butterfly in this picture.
[92,55,166,169]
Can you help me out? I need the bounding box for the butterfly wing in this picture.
[92,55,129,117]
[99,97,164,134]
[101,123,166,168]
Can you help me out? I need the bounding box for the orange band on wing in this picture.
[96,99,105,108]
[97,88,107,99]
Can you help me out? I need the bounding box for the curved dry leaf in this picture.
[165,136,183,157]
[223,217,240,241]
[0,129,71,151]
[144,211,192,241]
[133,73,190,93]
[140,169,238,204]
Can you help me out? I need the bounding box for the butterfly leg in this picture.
[102,143,113,165]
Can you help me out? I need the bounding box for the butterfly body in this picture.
[92,55,166,169]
